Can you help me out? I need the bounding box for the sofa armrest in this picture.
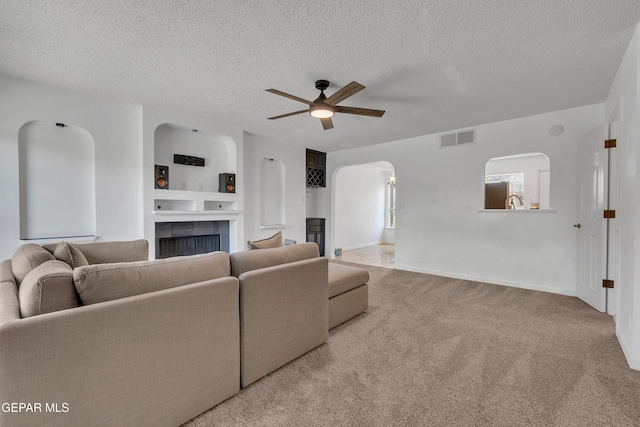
[238,256,328,387]
[0,260,20,327]
[0,277,240,427]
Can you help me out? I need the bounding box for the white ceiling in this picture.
[1,1,639,152]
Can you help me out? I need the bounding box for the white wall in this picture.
[0,76,141,259]
[325,104,604,297]
[605,23,640,369]
[243,133,307,245]
[260,158,286,226]
[334,164,387,250]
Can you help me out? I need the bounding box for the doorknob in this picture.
[573,223,581,229]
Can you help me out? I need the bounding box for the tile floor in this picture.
[333,244,395,268]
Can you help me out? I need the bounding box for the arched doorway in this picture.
[332,161,395,268]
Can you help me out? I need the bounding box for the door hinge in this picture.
[604,210,616,219]
[604,139,617,149]
[603,279,614,289]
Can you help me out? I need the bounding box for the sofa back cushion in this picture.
[19,260,79,318]
[229,242,319,277]
[67,239,149,264]
[73,251,230,305]
[11,244,56,285]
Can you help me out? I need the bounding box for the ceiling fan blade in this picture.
[267,109,309,120]
[320,117,334,130]
[335,106,385,117]
[324,81,365,106]
[266,89,313,105]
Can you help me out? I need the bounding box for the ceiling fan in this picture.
[266,80,385,130]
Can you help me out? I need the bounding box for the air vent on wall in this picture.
[440,129,476,148]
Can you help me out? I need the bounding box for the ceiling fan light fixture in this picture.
[309,104,334,118]
[266,80,384,129]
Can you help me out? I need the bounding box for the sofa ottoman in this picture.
[328,263,369,329]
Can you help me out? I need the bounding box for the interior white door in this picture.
[576,127,607,312]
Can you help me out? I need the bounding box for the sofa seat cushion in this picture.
[328,263,369,298]
[11,244,56,285]
[229,242,319,277]
[73,251,230,305]
[19,260,79,318]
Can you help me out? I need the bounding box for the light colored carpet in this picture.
[183,263,640,426]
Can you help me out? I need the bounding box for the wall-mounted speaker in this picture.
[219,173,235,193]
[174,154,205,167]
[155,165,169,189]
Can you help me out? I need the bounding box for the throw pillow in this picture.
[53,241,90,269]
[11,244,56,286]
[249,231,283,250]
[19,260,80,318]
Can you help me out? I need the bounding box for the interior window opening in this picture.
[484,153,550,210]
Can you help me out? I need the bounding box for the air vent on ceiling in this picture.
[440,129,476,148]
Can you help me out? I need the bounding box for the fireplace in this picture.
[155,221,230,259]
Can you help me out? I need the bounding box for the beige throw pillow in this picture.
[18,260,79,318]
[249,231,283,249]
[53,241,89,269]
[11,244,56,285]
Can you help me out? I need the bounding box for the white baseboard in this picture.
[617,330,640,371]
[393,264,577,297]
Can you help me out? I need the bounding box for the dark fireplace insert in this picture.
[155,221,230,259]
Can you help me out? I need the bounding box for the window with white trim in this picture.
[387,176,396,228]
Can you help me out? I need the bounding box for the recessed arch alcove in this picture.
[19,121,96,239]
[260,158,285,226]
[154,123,237,192]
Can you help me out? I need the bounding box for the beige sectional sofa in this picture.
[0,239,368,427]
[0,240,240,427]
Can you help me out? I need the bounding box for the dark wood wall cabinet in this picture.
[306,218,325,256]
[306,149,326,187]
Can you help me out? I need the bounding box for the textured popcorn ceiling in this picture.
[1,1,639,151]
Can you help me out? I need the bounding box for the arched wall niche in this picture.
[154,123,237,192]
[260,158,285,226]
[18,121,96,239]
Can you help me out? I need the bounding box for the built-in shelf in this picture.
[259,224,287,229]
[306,149,326,188]
[153,189,239,218]
[153,210,241,215]
[153,189,237,200]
